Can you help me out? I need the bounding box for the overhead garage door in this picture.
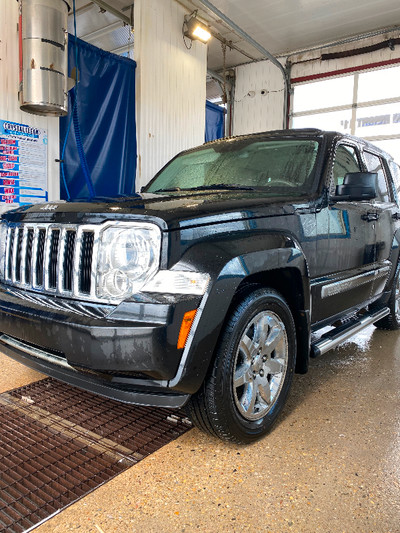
[291,64,400,161]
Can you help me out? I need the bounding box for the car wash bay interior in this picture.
[0,0,400,531]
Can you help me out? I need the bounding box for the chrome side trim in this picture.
[3,287,112,318]
[0,333,75,371]
[166,288,210,388]
[321,266,391,299]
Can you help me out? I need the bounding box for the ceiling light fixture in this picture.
[183,11,212,44]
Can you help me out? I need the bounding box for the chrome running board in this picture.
[311,307,389,357]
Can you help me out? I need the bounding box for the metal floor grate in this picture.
[0,378,192,533]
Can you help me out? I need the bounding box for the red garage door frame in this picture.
[291,57,400,85]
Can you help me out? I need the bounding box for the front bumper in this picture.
[0,333,189,408]
[0,285,201,406]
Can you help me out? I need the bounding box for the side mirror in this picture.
[332,172,377,201]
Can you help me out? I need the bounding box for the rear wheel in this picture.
[187,288,297,443]
[374,263,400,330]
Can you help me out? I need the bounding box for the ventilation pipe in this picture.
[19,0,71,116]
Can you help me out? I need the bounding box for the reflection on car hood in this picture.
[1,190,300,230]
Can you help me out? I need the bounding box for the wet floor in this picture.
[1,324,399,532]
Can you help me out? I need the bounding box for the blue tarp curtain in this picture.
[60,35,137,200]
[205,101,225,142]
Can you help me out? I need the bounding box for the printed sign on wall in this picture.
[0,119,48,210]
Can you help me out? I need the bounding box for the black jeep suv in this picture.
[0,129,399,443]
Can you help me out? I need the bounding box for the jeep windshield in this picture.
[145,138,320,196]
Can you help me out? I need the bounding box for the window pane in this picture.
[332,145,361,189]
[389,161,400,200]
[373,139,400,163]
[358,65,400,103]
[355,102,400,137]
[292,76,354,113]
[363,151,390,202]
[292,109,352,133]
[146,140,320,195]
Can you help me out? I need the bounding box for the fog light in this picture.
[104,270,129,298]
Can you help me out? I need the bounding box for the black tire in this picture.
[187,288,297,444]
[374,263,400,330]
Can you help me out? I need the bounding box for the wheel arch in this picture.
[225,267,311,376]
[169,245,311,394]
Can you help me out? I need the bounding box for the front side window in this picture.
[363,151,390,203]
[145,139,320,197]
[331,145,361,194]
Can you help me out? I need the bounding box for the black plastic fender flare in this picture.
[168,237,311,394]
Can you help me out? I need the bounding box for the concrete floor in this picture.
[1,324,399,533]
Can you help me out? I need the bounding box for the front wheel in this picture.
[187,288,297,443]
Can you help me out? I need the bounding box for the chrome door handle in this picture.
[361,212,379,222]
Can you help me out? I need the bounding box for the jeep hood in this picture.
[1,190,301,230]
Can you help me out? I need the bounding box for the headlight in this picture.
[97,222,161,300]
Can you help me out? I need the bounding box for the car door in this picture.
[362,150,396,296]
[311,143,378,324]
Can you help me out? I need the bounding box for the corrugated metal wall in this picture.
[0,0,60,212]
[134,0,207,190]
[233,61,285,136]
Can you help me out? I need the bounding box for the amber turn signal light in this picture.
[177,309,197,349]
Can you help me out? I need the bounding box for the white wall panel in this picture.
[0,0,60,212]
[233,61,285,136]
[291,30,400,81]
[134,0,207,190]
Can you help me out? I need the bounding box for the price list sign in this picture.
[0,119,48,210]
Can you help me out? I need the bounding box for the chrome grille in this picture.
[2,223,100,301]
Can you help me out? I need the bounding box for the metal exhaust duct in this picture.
[19,0,71,116]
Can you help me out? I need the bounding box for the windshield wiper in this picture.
[185,184,255,191]
[152,184,256,193]
[152,187,182,192]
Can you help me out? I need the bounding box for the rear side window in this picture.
[363,151,391,203]
[389,161,400,203]
[331,145,361,193]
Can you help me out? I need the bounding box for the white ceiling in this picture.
[69,0,400,71]
[186,0,400,70]
[69,1,134,57]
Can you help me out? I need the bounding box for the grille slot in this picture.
[2,223,100,302]
[48,229,60,289]
[63,230,76,292]
[36,228,46,287]
[15,228,23,282]
[25,229,34,285]
[6,228,15,280]
[79,231,94,294]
